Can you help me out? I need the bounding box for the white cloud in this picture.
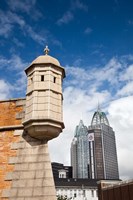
[13,38,24,47]
[119,64,133,81]
[0,80,12,99]
[7,0,42,19]
[14,71,27,93]
[65,57,122,91]
[84,27,93,34]
[0,10,25,37]
[57,11,74,25]
[0,54,28,70]
[26,25,47,45]
[7,0,36,14]
[117,81,133,96]
[56,0,88,26]
[108,96,133,179]
[0,9,59,46]
[0,55,27,96]
[71,0,88,11]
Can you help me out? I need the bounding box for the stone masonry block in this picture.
[20,171,35,179]
[14,130,23,136]
[2,189,17,197]
[43,178,55,187]
[35,171,45,178]
[2,189,10,197]
[35,170,53,178]
[28,162,51,170]
[15,154,50,163]
[10,188,18,197]
[18,147,49,155]
[15,163,29,171]
[15,99,26,106]
[18,188,33,197]
[8,157,18,164]
[33,187,56,196]
[26,179,43,187]
[5,172,20,180]
[12,180,27,188]
[16,111,25,119]
[13,130,23,136]
[11,142,25,150]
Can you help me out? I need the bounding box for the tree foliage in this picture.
[57,195,68,200]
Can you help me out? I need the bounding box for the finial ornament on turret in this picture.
[44,45,50,55]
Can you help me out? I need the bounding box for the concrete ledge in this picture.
[0,97,25,103]
[0,125,23,131]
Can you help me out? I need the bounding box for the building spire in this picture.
[44,45,50,55]
[97,100,101,112]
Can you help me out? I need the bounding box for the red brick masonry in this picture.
[0,99,25,199]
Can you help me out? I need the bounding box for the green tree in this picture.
[57,195,68,200]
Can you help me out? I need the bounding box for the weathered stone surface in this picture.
[14,163,29,171]
[14,130,23,136]
[0,99,57,200]
[11,142,25,150]
[12,180,26,188]
[28,162,51,170]
[15,99,26,107]
[18,188,33,197]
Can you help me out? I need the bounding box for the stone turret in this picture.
[23,46,65,140]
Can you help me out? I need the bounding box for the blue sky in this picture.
[0,0,133,180]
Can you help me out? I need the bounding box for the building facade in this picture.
[52,162,72,179]
[52,162,98,200]
[71,120,89,179]
[55,178,98,200]
[88,107,119,180]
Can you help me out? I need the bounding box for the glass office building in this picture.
[71,120,89,178]
[88,108,119,180]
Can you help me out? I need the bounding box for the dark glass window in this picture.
[41,75,44,81]
[53,77,56,83]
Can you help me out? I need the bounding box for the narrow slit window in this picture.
[31,77,33,83]
[41,75,44,81]
[53,77,56,83]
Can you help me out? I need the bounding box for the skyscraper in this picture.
[71,120,89,178]
[88,107,119,180]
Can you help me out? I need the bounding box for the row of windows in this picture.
[30,75,57,83]
[57,189,98,198]
[41,75,56,83]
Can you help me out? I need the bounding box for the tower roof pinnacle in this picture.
[44,45,50,55]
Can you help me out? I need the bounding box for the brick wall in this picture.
[0,99,25,199]
[0,99,25,127]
